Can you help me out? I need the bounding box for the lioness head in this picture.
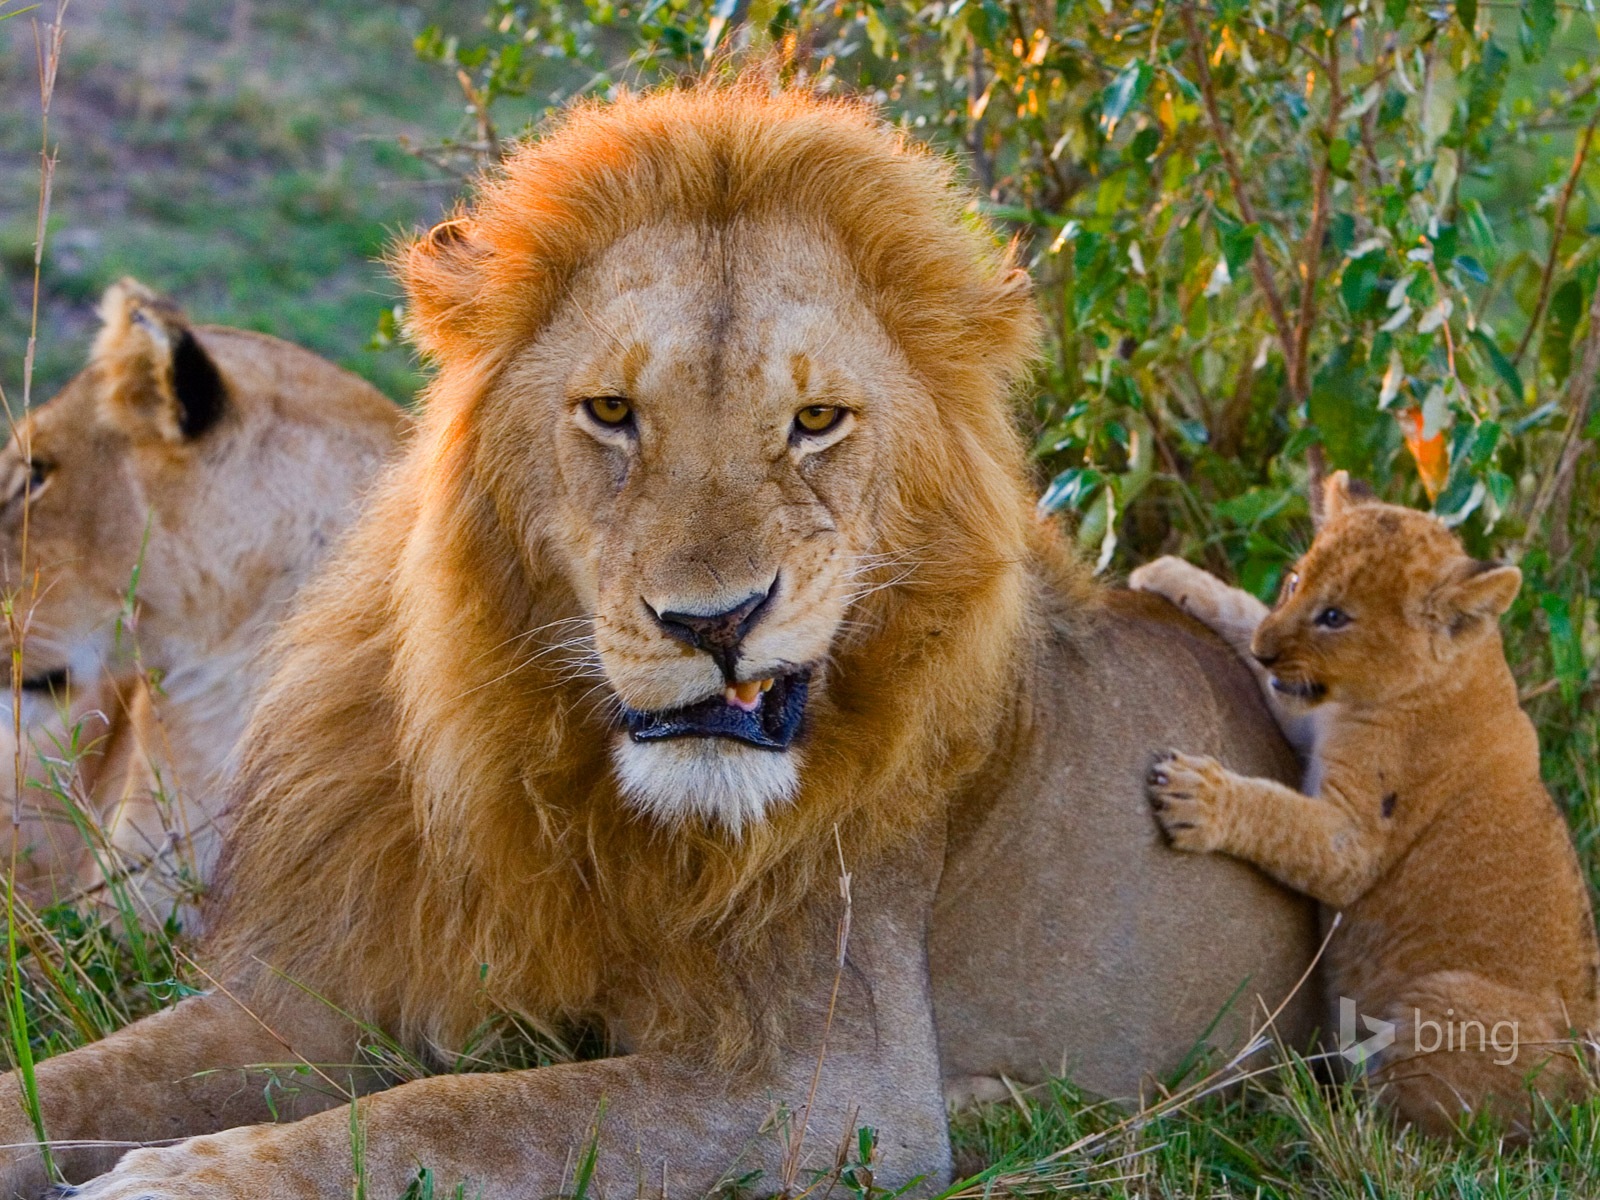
[1251,470,1522,709]
[399,84,1040,832]
[0,280,402,699]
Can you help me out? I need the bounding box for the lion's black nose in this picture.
[650,584,774,680]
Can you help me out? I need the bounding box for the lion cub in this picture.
[1132,471,1599,1137]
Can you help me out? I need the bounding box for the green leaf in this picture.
[1457,0,1477,34]
[1328,137,1353,179]
[1466,42,1509,142]
[1543,278,1584,384]
[1453,254,1488,284]
[1384,0,1408,23]
[1340,252,1385,318]
[1462,198,1499,258]
[1540,593,1586,706]
[1100,60,1151,136]
[1039,467,1105,514]
[1520,0,1556,62]
[1221,223,1259,274]
[1126,126,1162,162]
[1469,329,1523,400]
[1309,341,1384,472]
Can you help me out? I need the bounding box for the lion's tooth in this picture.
[759,678,774,692]
[724,680,765,711]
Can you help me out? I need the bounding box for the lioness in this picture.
[0,85,1315,1198]
[1138,472,1599,1137]
[0,279,404,918]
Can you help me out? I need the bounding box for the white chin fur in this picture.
[611,736,799,834]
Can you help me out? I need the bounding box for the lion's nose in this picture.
[648,582,774,680]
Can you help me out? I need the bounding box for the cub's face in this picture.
[1251,498,1520,710]
[479,220,934,830]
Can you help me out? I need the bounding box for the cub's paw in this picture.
[1128,556,1213,613]
[1146,751,1231,853]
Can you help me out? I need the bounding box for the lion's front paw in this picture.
[49,1125,301,1200]
[1146,751,1232,853]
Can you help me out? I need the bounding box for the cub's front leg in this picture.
[1128,556,1269,662]
[1145,752,1386,909]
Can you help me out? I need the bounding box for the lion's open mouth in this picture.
[622,669,811,750]
[1269,675,1326,702]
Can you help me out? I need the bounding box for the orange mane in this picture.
[210,79,1070,1069]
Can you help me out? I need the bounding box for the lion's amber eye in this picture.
[794,405,846,436]
[584,396,633,427]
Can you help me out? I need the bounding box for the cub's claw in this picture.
[1145,750,1228,853]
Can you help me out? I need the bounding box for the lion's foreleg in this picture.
[1145,752,1385,909]
[67,1046,949,1200]
[0,986,367,1195]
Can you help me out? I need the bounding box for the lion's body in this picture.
[0,283,404,916]
[1139,477,1600,1136]
[0,86,1313,1200]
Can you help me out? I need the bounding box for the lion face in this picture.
[478,221,924,828]
[1251,472,1521,711]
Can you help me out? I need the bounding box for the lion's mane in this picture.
[210,79,1088,1069]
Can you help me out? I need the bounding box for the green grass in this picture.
[0,0,515,407]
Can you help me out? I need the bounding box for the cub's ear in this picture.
[91,278,227,443]
[1317,470,1376,528]
[1436,559,1522,632]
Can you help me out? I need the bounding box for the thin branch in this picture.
[1291,26,1342,513]
[1180,3,1298,394]
[1513,106,1600,367]
[1518,277,1600,551]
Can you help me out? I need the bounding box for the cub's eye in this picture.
[1314,606,1350,630]
[793,405,846,437]
[582,396,633,428]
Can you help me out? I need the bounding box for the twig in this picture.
[1519,274,1600,553]
[778,827,853,1197]
[1291,24,1342,515]
[1513,107,1600,367]
[1181,2,1297,392]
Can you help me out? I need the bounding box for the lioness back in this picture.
[0,279,405,917]
[1142,471,1599,1136]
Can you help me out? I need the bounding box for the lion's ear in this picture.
[92,279,227,443]
[1434,559,1522,633]
[400,216,491,360]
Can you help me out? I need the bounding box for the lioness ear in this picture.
[1436,559,1522,632]
[92,279,227,443]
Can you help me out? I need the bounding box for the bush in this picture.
[418,0,1600,832]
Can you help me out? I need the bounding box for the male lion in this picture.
[0,85,1315,1199]
[0,279,404,918]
